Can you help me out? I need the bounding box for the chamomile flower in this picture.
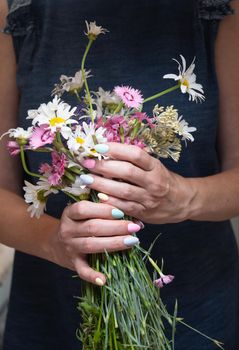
[1,127,33,145]
[85,21,108,40]
[62,176,91,196]
[23,179,58,218]
[67,122,107,158]
[176,116,197,143]
[163,55,205,103]
[27,96,78,139]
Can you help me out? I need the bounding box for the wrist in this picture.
[168,172,200,222]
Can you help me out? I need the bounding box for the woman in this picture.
[0,0,239,349]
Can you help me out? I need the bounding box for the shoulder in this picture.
[0,0,9,31]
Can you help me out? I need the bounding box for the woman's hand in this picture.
[80,143,198,224]
[49,200,141,286]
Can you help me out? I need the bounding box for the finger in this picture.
[80,174,147,203]
[70,235,140,254]
[75,218,141,237]
[84,159,148,187]
[66,200,125,221]
[73,255,106,286]
[98,195,145,218]
[95,142,155,171]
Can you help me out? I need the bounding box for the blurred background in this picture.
[0,219,239,348]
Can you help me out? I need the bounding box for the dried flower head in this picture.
[85,21,108,40]
[52,70,92,97]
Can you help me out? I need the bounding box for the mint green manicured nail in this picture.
[124,236,139,247]
[80,174,94,185]
[111,208,124,219]
[94,144,109,154]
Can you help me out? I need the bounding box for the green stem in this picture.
[81,38,94,122]
[74,89,81,102]
[113,102,124,115]
[143,84,180,104]
[63,191,78,202]
[178,320,224,349]
[20,146,41,178]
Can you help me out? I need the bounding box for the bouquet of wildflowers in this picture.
[2,21,223,349]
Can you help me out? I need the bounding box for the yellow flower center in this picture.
[49,117,65,126]
[76,137,85,145]
[182,79,189,88]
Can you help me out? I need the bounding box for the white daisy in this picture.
[27,96,78,139]
[23,179,58,219]
[176,116,197,143]
[85,21,108,40]
[1,126,33,142]
[163,55,205,103]
[67,122,107,158]
[62,176,90,196]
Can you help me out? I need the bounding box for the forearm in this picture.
[0,188,59,260]
[186,166,239,221]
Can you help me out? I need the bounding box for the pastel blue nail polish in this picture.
[111,208,124,219]
[80,174,94,185]
[94,144,109,154]
[124,236,139,247]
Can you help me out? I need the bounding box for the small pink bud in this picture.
[154,273,175,289]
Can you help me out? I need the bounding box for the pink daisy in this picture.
[114,86,143,109]
[29,125,55,149]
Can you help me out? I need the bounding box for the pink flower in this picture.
[96,115,128,143]
[154,273,175,289]
[131,112,155,129]
[29,125,55,149]
[7,141,21,156]
[39,152,67,186]
[39,163,52,174]
[114,86,143,109]
[7,141,31,156]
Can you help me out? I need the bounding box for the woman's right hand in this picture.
[49,200,141,286]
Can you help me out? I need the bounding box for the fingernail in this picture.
[128,223,141,233]
[112,208,124,219]
[124,236,139,247]
[80,174,94,185]
[98,193,109,201]
[82,158,96,169]
[95,277,104,286]
[133,220,145,229]
[94,144,109,154]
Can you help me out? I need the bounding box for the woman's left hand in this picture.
[81,143,197,224]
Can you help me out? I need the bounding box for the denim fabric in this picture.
[2,1,239,349]
[198,0,234,20]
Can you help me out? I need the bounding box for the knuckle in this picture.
[126,202,138,215]
[58,223,70,241]
[72,200,88,218]
[81,237,92,254]
[122,184,132,198]
[125,164,135,178]
[86,221,96,237]
[133,148,143,162]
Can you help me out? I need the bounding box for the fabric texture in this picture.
[198,0,234,19]
[2,0,239,349]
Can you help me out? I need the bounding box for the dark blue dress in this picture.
[2,0,239,349]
